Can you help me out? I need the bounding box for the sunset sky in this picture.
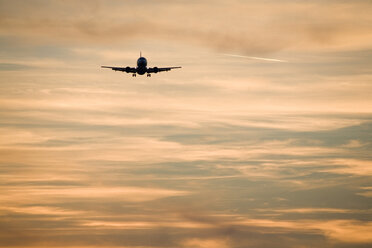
[1,0,372,247]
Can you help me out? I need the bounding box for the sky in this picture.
[1,0,372,247]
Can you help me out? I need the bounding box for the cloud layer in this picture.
[1,0,372,54]
[1,0,372,248]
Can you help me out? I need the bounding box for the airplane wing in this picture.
[101,66,136,73]
[147,66,182,73]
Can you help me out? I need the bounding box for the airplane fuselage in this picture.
[136,57,148,75]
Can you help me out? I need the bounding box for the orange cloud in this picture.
[181,238,230,248]
[235,218,372,243]
[0,0,371,53]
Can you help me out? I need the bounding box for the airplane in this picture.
[101,52,181,77]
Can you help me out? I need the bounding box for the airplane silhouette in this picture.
[101,52,181,77]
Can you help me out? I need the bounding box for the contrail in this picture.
[222,53,288,63]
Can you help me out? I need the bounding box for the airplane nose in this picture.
[137,57,147,67]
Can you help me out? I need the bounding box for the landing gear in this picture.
[132,73,136,77]
[147,74,151,77]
